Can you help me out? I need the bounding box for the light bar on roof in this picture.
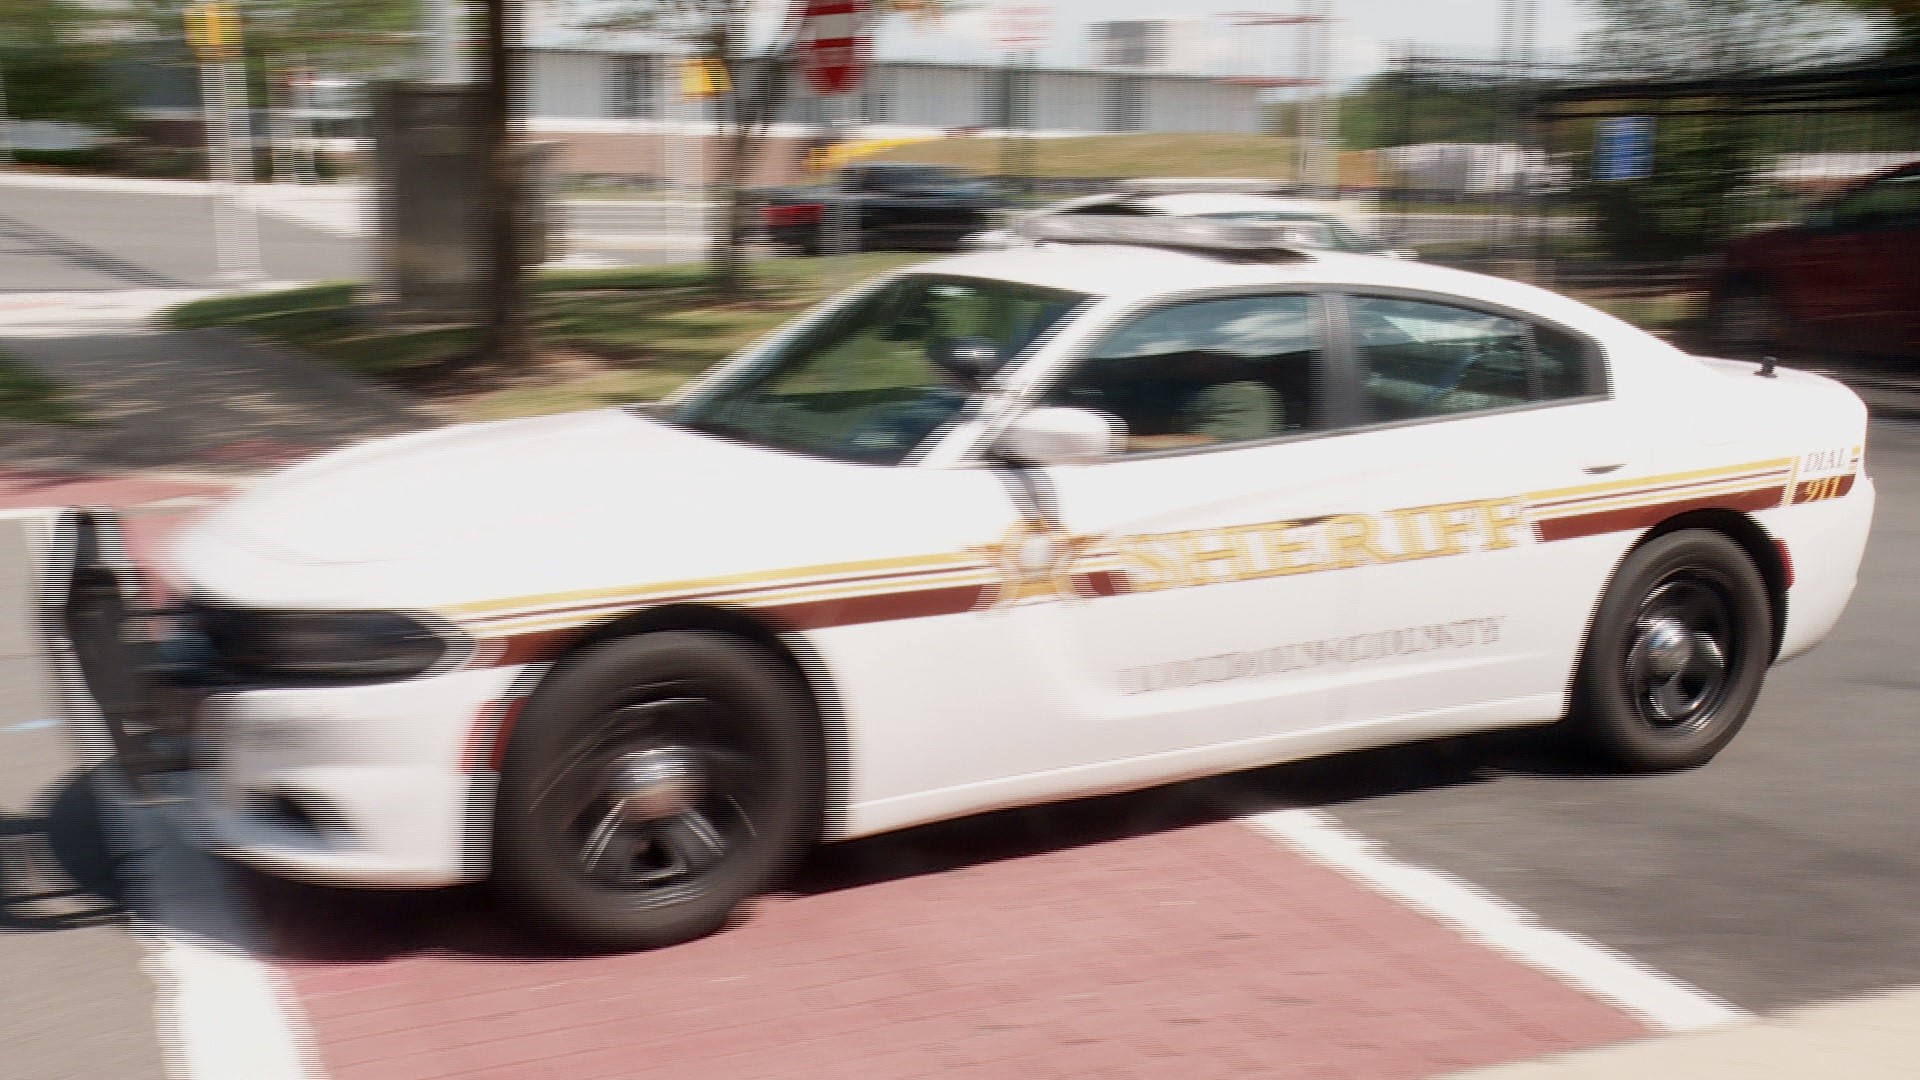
[1010,215,1318,259]
[1111,178,1292,196]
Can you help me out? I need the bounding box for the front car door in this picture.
[975,291,1360,780]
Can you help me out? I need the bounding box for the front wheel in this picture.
[1570,530,1772,772]
[493,632,822,951]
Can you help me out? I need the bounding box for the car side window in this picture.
[1531,321,1598,401]
[1039,294,1324,454]
[1348,296,1594,423]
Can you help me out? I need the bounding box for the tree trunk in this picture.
[710,134,748,296]
[708,51,791,298]
[479,0,530,367]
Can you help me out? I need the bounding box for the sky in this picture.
[871,0,1596,83]
[534,0,1597,84]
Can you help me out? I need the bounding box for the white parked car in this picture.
[45,219,1873,950]
[966,184,1408,258]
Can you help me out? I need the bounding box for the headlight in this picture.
[193,607,452,682]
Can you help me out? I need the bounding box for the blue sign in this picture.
[1594,116,1654,182]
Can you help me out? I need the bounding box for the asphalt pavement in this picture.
[1238,419,1920,1014]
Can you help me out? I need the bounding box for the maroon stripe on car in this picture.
[1535,486,1786,543]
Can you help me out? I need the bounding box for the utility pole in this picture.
[1220,8,1335,193]
[423,0,467,82]
[185,2,265,280]
[1498,0,1540,281]
[990,4,1048,199]
[0,54,14,166]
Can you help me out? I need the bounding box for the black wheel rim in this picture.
[531,682,763,904]
[1625,569,1741,737]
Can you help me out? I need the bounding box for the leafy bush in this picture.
[12,146,118,171]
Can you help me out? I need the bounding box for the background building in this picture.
[524,45,1266,183]
[1085,20,1221,74]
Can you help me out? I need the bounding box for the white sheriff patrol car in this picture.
[44,217,1874,950]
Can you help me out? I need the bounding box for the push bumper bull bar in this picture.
[35,508,216,800]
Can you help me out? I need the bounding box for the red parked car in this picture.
[1708,162,1920,359]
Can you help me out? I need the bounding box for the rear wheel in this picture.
[494,632,821,951]
[1570,530,1772,772]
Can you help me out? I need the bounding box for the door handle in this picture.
[1582,462,1627,475]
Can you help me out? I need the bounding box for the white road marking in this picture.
[96,779,324,1080]
[1244,807,1753,1034]
[1,717,61,734]
[0,506,59,524]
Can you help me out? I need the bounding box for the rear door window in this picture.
[1346,295,1598,423]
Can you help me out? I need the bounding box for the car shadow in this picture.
[245,723,1610,966]
[0,767,135,933]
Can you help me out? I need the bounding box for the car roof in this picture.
[913,243,1601,325]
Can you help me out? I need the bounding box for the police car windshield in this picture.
[663,275,1088,465]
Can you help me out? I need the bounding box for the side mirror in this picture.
[997,407,1124,466]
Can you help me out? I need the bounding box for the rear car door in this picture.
[1320,291,1623,729]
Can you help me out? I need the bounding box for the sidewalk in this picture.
[0,288,430,476]
[1456,986,1920,1078]
[257,794,1647,1080]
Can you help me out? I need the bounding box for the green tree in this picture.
[1581,0,1846,76]
[0,0,126,129]
[1571,0,1860,261]
[1338,72,1514,151]
[118,0,420,77]
[1819,0,1920,57]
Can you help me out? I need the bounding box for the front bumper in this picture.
[190,664,525,887]
[1769,473,1877,665]
[40,508,528,888]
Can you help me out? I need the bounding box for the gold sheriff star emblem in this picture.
[971,517,1109,609]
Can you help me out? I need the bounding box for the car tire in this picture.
[1570,529,1772,772]
[493,632,822,951]
[1708,279,1787,355]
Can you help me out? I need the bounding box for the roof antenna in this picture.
[1758,355,1778,378]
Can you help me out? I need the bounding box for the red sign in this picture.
[798,0,871,96]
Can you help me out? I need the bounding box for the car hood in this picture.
[168,409,971,613]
